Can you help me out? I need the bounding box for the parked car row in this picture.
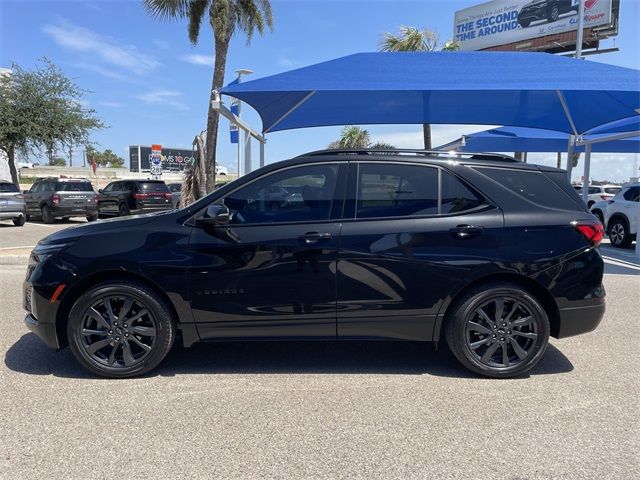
[0,177,182,226]
[590,182,639,248]
[573,184,621,208]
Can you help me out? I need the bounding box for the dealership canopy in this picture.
[438,126,640,154]
[220,52,640,135]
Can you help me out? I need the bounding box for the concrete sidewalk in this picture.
[0,247,31,265]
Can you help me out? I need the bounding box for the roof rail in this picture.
[298,148,520,162]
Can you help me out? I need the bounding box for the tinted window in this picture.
[138,182,169,192]
[102,183,114,193]
[0,182,18,193]
[357,163,438,218]
[224,164,338,224]
[476,167,580,210]
[441,171,483,214]
[168,184,181,193]
[588,187,600,194]
[604,187,621,195]
[622,187,640,202]
[55,182,93,192]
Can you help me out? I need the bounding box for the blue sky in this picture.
[1,0,639,182]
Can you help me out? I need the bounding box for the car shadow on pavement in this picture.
[5,333,573,379]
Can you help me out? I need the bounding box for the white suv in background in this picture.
[574,184,621,208]
[590,182,639,248]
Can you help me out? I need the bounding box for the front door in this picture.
[188,163,346,340]
[337,162,504,341]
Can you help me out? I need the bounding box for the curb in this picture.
[0,254,29,265]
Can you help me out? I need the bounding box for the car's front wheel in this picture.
[118,202,130,216]
[547,4,560,22]
[67,281,176,378]
[13,216,26,226]
[86,213,98,222]
[608,218,632,248]
[444,283,550,378]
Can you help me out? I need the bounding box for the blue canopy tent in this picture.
[220,52,640,136]
[437,126,640,154]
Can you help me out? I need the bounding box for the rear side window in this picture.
[0,182,18,192]
[138,182,169,192]
[357,163,438,218]
[55,182,93,192]
[476,167,584,211]
[441,171,483,214]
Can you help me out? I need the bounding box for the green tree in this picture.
[379,26,459,150]
[0,59,105,185]
[143,0,274,192]
[85,145,125,168]
[50,156,66,166]
[328,126,395,150]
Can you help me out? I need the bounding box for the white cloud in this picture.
[277,57,296,68]
[137,89,188,110]
[43,20,161,75]
[181,54,215,67]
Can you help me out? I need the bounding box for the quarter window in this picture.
[224,164,338,224]
[622,187,640,202]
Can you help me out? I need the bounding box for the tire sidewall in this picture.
[447,284,550,378]
[67,282,174,378]
[118,203,129,216]
[609,219,629,247]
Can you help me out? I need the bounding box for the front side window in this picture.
[224,164,338,224]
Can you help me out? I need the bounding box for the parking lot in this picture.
[0,222,638,479]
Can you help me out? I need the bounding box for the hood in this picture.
[38,210,172,246]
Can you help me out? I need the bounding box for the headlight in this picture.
[29,242,73,265]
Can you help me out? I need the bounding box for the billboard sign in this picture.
[454,0,613,51]
[129,146,197,173]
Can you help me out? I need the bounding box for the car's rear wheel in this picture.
[13,216,26,226]
[41,205,54,224]
[86,213,98,222]
[609,218,632,248]
[444,283,550,378]
[67,282,175,378]
[118,202,130,216]
[592,209,605,226]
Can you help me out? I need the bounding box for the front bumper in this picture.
[24,313,60,349]
[556,302,605,339]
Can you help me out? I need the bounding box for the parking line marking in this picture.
[603,258,640,271]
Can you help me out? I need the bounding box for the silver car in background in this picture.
[0,180,27,226]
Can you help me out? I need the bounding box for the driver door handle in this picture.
[298,232,332,244]
[449,224,484,238]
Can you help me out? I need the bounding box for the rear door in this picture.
[337,162,503,341]
[56,181,95,212]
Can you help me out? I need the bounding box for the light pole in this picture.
[234,68,253,176]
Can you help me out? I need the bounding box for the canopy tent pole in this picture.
[556,91,579,137]
[581,143,592,203]
[244,130,252,175]
[566,135,576,180]
[263,91,316,133]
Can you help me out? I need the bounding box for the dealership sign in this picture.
[454,0,613,51]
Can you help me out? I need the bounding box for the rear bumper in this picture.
[0,209,25,219]
[556,302,605,339]
[24,313,60,349]
[50,205,98,217]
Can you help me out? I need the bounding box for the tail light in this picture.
[93,194,98,205]
[164,193,172,200]
[133,193,148,199]
[600,195,608,200]
[572,220,604,247]
[51,194,60,205]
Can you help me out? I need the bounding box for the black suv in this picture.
[24,178,98,223]
[97,180,173,216]
[517,0,579,28]
[23,150,605,378]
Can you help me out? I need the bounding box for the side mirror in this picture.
[197,204,230,226]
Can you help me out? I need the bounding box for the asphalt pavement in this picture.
[1,264,638,479]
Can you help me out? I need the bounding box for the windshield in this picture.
[0,182,19,193]
[605,187,621,194]
[55,182,93,192]
[139,182,169,192]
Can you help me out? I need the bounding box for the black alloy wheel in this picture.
[68,282,175,377]
[41,205,54,224]
[608,219,631,248]
[592,210,604,226]
[86,213,98,222]
[13,216,26,226]
[118,202,130,216]
[445,283,549,378]
[548,4,560,22]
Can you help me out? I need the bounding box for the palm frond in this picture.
[187,0,209,44]
[142,0,190,21]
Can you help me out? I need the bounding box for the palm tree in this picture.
[143,0,273,192]
[379,26,459,150]
[328,126,395,150]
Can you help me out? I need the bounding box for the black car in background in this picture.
[97,180,173,216]
[24,178,98,223]
[517,0,579,27]
[24,149,605,378]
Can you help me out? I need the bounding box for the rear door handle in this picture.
[298,232,332,244]
[450,224,484,238]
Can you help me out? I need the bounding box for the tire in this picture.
[86,213,98,222]
[118,202,130,216]
[587,200,595,208]
[444,282,550,378]
[62,217,71,222]
[13,216,26,226]
[608,218,632,248]
[592,210,604,226]
[67,281,176,378]
[519,19,531,27]
[41,205,54,224]
[547,4,560,22]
